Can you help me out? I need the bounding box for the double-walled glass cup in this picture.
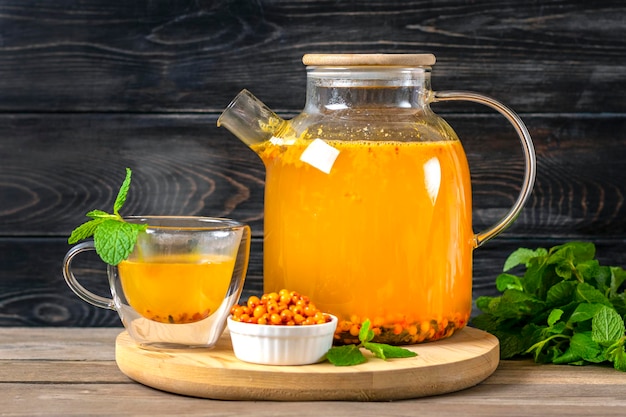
[63,216,251,348]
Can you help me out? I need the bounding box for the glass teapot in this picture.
[218,54,536,345]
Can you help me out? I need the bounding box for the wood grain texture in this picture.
[1,328,626,416]
[0,1,624,113]
[2,237,626,327]
[2,112,626,326]
[2,113,626,237]
[1,1,626,327]
[0,238,263,327]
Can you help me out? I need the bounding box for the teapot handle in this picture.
[432,91,537,248]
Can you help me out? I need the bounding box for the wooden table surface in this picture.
[1,328,625,417]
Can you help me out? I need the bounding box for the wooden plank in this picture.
[2,113,626,237]
[0,1,624,113]
[0,238,263,327]
[0,114,266,236]
[485,360,626,386]
[1,329,625,416]
[0,327,118,360]
[2,237,626,327]
[0,361,128,383]
[1,379,625,416]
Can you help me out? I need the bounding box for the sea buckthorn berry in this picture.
[267,302,280,314]
[230,290,331,326]
[304,304,318,317]
[290,304,304,316]
[247,296,260,309]
[280,309,294,323]
[270,313,282,325]
[338,320,352,332]
[253,305,266,318]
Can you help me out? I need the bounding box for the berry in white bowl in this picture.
[227,314,337,365]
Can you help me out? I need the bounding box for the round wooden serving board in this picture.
[115,326,499,401]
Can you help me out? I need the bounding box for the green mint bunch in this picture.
[473,242,626,371]
[326,319,418,366]
[68,168,147,265]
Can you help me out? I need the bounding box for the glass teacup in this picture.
[63,216,251,348]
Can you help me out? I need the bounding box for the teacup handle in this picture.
[63,241,115,310]
[432,91,537,248]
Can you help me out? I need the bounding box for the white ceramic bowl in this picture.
[227,315,338,365]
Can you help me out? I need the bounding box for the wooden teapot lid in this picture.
[302,53,436,66]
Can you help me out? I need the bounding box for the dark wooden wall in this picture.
[2,1,625,326]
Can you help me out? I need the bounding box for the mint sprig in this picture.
[473,242,626,372]
[68,168,147,265]
[326,319,418,366]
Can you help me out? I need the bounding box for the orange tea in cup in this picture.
[118,254,236,324]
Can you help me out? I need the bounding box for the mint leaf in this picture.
[496,329,528,359]
[557,242,596,262]
[359,319,375,343]
[547,309,563,327]
[364,342,417,360]
[114,168,132,215]
[496,273,523,292]
[68,168,147,266]
[568,303,605,324]
[68,218,105,244]
[503,247,546,272]
[327,318,417,366]
[577,259,600,282]
[569,332,604,363]
[326,345,366,366]
[87,209,115,219]
[492,289,545,319]
[592,306,625,346]
[473,242,626,373]
[546,280,576,306]
[612,347,626,371]
[609,267,626,298]
[94,219,146,265]
[575,282,611,306]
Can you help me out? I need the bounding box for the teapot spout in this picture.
[217,89,287,147]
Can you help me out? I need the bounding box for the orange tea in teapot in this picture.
[218,53,536,345]
[255,137,473,345]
